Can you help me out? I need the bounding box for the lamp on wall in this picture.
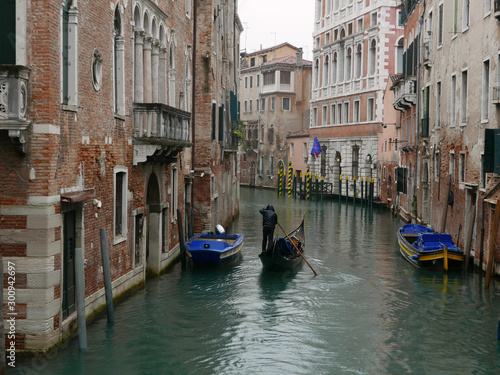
[335,151,341,163]
[365,154,372,163]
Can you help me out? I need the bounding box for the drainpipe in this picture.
[414,2,425,214]
[190,0,197,234]
[480,180,500,270]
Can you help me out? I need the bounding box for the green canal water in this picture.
[12,187,500,374]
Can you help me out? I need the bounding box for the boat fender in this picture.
[412,254,419,260]
[215,224,225,234]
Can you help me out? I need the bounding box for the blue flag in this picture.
[311,137,321,158]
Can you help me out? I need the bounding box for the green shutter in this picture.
[218,104,224,142]
[0,0,16,64]
[211,103,216,140]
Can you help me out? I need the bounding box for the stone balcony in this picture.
[132,102,191,165]
[0,65,31,153]
[393,77,417,112]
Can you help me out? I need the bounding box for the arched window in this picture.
[169,41,176,106]
[62,0,78,105]
[114,5,125,114]
[313,58,320,88]
[345,47,352,81]
[133,5,143,103]
[355,44,362,79]
[323,55,330,86]
[396,37,404,74]
[332,52,337,84]
[369,39,376,75]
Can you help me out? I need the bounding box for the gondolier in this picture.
[259,204,277,253]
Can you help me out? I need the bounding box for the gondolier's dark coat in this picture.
[259,205,277,228]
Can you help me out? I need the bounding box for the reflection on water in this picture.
[12,187,500,375]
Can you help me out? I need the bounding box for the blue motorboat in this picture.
[397,223,464,271]
[185,228,244,267]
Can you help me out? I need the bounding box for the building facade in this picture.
[394,0,500,273]
[309,0,403,199]
[0,0,241,353]
[239,43,311,187]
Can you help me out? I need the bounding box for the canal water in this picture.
[12,188,500,375]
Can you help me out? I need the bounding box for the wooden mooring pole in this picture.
[485,200,500,289]
[100,228,115,323]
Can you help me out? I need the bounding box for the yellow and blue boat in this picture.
[397,223,464,271]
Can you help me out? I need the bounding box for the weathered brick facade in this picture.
[0,0,241,353]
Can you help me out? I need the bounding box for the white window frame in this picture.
[482,58,490,122]
[114,166,128,243]
[282,97,291,111]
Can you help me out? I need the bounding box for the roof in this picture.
[262,55,312,67]
[243,42,300,56]
[286,130,310,139]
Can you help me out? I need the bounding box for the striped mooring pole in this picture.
[306,165,311,200]
[339,175,342,203]
[287,162,292,198]
[278,164,283,197]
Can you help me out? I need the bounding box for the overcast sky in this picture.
[238,0,315,61]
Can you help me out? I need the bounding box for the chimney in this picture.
[296,48,303,67]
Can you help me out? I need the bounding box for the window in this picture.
[290,143,294,157]
[436,81,442,128]
[369,40,376,75]
[451,75,457,126]
[461,70,468,125]
[345,47,352,81]
[480,153,486,188]
[171,166,178,221]
[261,98,266,111]
[344,102,349,123]
[482,59,490,122]
[462,0,470,30]
[355,44,362,79]
[256,98,259,111]
[459,153,466,183]
[396,38,404,74]
[244,76,248,88]
[271,97,275,111]
[250,57,255,67]
[313,59,320,88]
[453,0,459,35]
[303,143,308,159]
[338,103,342,123]
[367,98,375,121]
[268,126,274,144]
[280,71,291,85]
[357,18,363,32]
[313,107,318,127]
[450,151,456,184]
[283,97,290,111]
[263,71,275,85]
[249,100,253,112]
[353,100,360,122]
[257,74,260,87]
[114,5,125,114]
[185,0,191,17]
[438,3,444,46]
[114,167,128,239]
[352,145,359,179]
[485,0,492,14]
[332,53,337,84]
[322,105,328,125]
[262,55,267,63]
[244,101,247,113]
[270,155,274,174]
[62,0,78,105]
[323,56,330,86]
[250,75,253,88]
[371,12,377,27]
[434,151,441,181]
[331,103,336,124]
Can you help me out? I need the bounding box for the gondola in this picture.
[259,219,305,272]
[397,223,464,271]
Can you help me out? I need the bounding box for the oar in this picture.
[277,222,317,276]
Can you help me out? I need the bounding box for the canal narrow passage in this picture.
[13,187,500,375]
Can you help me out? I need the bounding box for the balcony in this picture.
[422,40,432,68]
[132,102,191,165]
[495,0,500,19]
[223,131,239,153]
[0,65,31,154]
[393,77,417,111]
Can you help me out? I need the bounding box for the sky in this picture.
[238,0,315,61]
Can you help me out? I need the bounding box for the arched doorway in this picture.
[250,161,256,186]
[147,172,161,273]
